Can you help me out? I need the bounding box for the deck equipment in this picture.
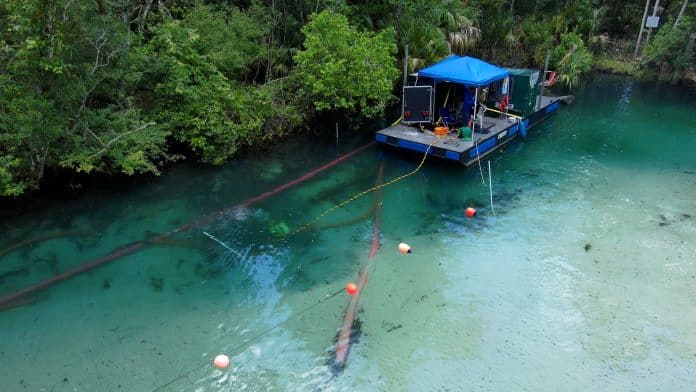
[376,55,569,165]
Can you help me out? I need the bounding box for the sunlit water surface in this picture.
[1,76,695,391]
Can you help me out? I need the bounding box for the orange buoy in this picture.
[398,243,412,254]
[465,207,477,218]
[213,354,230,369]
[346,282,358,296]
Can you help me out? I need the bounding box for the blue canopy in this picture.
[418,55,509,87]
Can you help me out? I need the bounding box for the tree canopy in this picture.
[1,0,694,196]
[294,11,398,117]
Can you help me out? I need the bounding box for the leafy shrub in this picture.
[643,6,696,81]
[293,11,399,118]
[552,32,592,89]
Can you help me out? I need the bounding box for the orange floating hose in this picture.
[333,161,384,370]
[0,141,376,308]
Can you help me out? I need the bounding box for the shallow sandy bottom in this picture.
[1,77,695,391]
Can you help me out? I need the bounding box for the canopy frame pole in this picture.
[432,81,437,124]
[403,45,408,87]
[472,86,485,185]
[473,87,479,122]
[472,86,478,144]
[537,50,550,110]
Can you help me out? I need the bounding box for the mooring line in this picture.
[488,160,496,215]
[235,142,377,209]
[288,137,437,238]
[202,231,246,259]
[151,287,344,391]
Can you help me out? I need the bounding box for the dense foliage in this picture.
[294,11,398,117]
[643,3,696,81]
[1,0,694,196]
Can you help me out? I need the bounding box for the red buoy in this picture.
[465,207,477,217]
[346,282,358,296]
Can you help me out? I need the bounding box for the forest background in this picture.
[1,0,694,197]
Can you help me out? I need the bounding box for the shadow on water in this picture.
[327,318,364,374]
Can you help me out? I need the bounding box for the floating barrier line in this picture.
[0,242,146,308]
[152,287,344,392]
[0,231,98,261]
[333,161,384,370]
[0,141,376,308]
[235,141,377,209]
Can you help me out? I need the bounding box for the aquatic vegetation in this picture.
[0,266,29,284]
[269,221,291,237]
[0,231,95,261]
[259,160,284,182]
[149,276,164,292]
[39,253,59,274]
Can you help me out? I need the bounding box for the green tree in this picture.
[643,4,695,81]
[293,11,399,117]
[137,21,260,164]
[396,0,478,70]
[181,3,267,81]
[0,0,170,195]
[552,32,593,89]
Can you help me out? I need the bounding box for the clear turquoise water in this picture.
[1,76,695,391]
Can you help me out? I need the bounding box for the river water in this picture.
[1,76,695,391]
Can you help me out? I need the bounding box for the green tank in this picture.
[507,68,540,116]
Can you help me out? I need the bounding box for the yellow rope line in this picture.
[483,107,523,119]
[391,116,403,126]
[286,136,439,238]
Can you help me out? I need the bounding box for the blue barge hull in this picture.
[376,95,560,166]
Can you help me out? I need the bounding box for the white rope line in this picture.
[488,160,495,215]
[202,231,246,259]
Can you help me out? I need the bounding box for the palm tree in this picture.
[400,0,479,71]
[432,1,480,54]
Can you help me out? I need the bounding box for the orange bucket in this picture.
[434,126,448,136]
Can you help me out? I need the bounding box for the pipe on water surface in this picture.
[333,161,384,370]
[0,141,377,308]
